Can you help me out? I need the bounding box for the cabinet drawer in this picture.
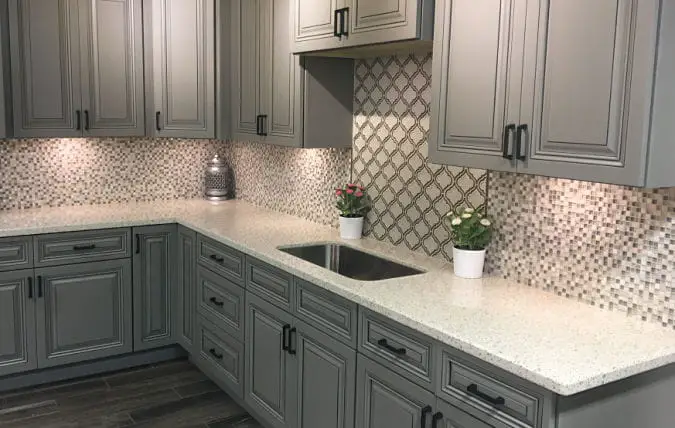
[35,229,131,267]
[295,278,357,347]
[196,316,244,400]
[439,351,541,427]
[246,256,294,311]
[197,266,245,341]
[197,235,245,286]
[0,237,32,271]
[358,308,436,390]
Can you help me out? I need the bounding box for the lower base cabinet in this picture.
[35,259,133,368]
[0,270,37,376]
[434,398,506,428]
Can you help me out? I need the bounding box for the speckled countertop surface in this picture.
[2,199,675,396]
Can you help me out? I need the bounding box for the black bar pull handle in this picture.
[516,124,528,161]
[502,123,516,160]
[37,276,43,298]
[466,383,506,407]
[431,412,443,428]
[27,276,33,299]
[209,296,224,308]
[377,338,406,356]
[155,111,161,132]
[75,110,82,130]
[84,110,90,131]
[339,7,349,37]
[209,348,223,360]
[421,405,432,428]
[289,327,297,355]
[334,8,341,38]
[135,234,141,254]
[282,324,291,352]
[73,243,96,251]
[255,115,261,135]
[209,254,224,263]
[260,115,268,136]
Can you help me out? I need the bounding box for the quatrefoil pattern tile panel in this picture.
[352,54,488,261]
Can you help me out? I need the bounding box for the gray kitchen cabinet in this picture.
[0,237,32,272]
[0,270,37,377]
[145,0,215,138]
[434,398,503,428]
[8,0,144,138]
[295,319,356,428]
[355,353,435,428]
[292,0,434,54]
[175,226,196,351]
[133,225,175,351]
[78,0,145,137]
[430,0,675,187]
[245,291,297,428]
[35,259,133,368]
[231,0,353,148]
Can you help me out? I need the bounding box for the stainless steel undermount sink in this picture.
[278,243,425,281]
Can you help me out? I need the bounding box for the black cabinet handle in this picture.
[431,412,443,428]
[209,296,224,308]
[27,276,33,299]
[502,123,516,160]
[209,254,225,263]
[516,124,528,161]
[338,7,349,37]
[209,348,223,360]
[37,276,43,298]
[421,405,432,428]
[256,115,261,135]
[282,324,291,352]
[466,383,505,407]
[260,115,268,136]
[76,110,82,130]
[135,234,141,254]
[289,327,297,355]
[84,110,90,131]
[155,111,161,132]
[73,243,96,251]
[377,338,406,356]
[334,9,341,38]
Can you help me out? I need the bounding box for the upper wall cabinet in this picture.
[230,0,353,148]
[292,0,435,54]
[145,0,215,139]
[8,0,145,138]
[429,0,675,188]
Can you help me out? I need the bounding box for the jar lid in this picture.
[208,154,226,167]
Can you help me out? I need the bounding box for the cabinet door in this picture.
[35,260,132,368]
[8,0,83,137]
[434,398,511,428]
[78,0,144,137]
[133,225,175,351]
[259,0,303,147]
[175,226,196,352]
[428,0,520,172]
[0,271,37,376]
[147,0,215,138]
[245,292,297,428]
[295,320,356,428]
[230,0,261,141]
[519,0,652,185]
[355,354,435,428]
[345,0,429,46]
[292,0,345,53]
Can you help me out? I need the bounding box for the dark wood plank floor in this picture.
[0,360,262,428]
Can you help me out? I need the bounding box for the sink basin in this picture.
[278,243,425,281]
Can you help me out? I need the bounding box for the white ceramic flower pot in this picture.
[339,216,364,240]
[452,247,486,279]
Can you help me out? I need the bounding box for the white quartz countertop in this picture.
[2,199,675,396]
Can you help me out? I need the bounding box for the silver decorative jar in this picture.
[204,154,232,201]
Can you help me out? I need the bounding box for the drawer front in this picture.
[439,351,540,427]
[197,266,245,341]
[246,256,293,311]
[295,278,357,347]
[0,237,32,271]
[359,309,436,390]
[196,316,244,400]
[197,235,245,286]
[35,229,131,267]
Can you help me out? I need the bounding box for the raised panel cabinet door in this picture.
[245,292,297,428]
[175,226,196,352]
[428,0,520,172]
[518,0,655,185]
[345,0,432,46]
[133,225,175,351]
[230,0,261,141]
[8,0,83,137]
[355,354,435,428]
[434,398,509,428]
[147,0,215,138]
[35,260,132,368]
[295,320,356,428]
[78,0,145,136]
[292,0,345,53]
[0,271,37,376]
[259,0,303,147]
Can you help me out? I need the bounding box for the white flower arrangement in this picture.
[444,207,493,250]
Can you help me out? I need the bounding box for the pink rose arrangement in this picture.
[335,183,371,218]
